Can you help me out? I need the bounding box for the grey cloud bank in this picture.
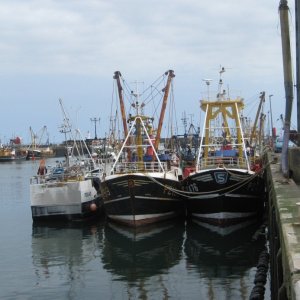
[0,0,295,143]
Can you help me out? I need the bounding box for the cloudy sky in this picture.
[0,0,297,144]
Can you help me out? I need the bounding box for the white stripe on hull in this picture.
[192,219,257,236]
[190,193,220,199]
[225,193,260,199]
[135,196,180,201]
[192,211,257,219]
[104,195,179,205]
[190,193,259,200]
[108,222,174,240]
[104,196,130,204]
[108,211,175,221]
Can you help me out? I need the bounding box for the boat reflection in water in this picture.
[102,220,184,295]
[184,220,267,299]
[31,221,103,298]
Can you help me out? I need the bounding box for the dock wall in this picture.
[266,150,300,299]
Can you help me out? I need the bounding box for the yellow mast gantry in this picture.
[200,98,245,159]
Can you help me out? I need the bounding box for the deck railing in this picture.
[30,172,86,185]
[199,156,249,169]
[111,161,168,175]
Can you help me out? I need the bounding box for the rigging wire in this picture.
[114,71,172,127]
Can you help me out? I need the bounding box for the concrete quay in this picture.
[266,149,300,300]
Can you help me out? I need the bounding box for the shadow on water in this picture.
[101,219,185,282]
[31,219,105,298]
[184,219,268,298]
[30,217,268,299]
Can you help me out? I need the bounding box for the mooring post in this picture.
[279,0,294,177]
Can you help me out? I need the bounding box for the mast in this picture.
[59,98,72,167]
[90,117,100,139]
[249,92,265,146]
[113,71,128,139]
[154,70,175,151]
[296,0,300,142]
[269,94,275,147]
[29,127,35,150]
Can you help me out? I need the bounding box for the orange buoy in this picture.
[90,203,97,211]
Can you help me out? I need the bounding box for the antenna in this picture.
[218,66,227,100]
[181,111,187,134]
[90,117,100,139]
[202,79,212,99]
[219,66,226,74]
[130,80,144,114]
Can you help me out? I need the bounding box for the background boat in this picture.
[0,136,27,162]
[26,126,55,160]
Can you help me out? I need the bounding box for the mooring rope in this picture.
[145,161,269,199]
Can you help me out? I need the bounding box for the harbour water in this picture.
[0,158,270,299]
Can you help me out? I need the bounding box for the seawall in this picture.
[266,149,300,299]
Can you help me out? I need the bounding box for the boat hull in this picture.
[101,173,184,227]
[0,148,27,162]
[26,150,42,160]
[183,168,265,226]
[30,179,103,221]
[0,156,26,162]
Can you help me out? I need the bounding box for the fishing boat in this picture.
[182,68,265,226]
[30,99,103,222]
[26,147,55,160]
[100,70,184,227]
[0,147,26,162]
[0,136,27,162]
[26,126,55,160]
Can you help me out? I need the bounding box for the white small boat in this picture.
[30,99,103,222]
[30,158,103,221]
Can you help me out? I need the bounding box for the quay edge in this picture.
[265,149,300,300]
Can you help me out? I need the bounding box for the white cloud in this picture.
[0,1,288,76]
[0,0,297,141]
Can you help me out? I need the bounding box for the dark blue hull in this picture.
[182,169,265,225]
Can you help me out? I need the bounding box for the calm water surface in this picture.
[0,158,270,299]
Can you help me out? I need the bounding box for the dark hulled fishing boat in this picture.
[182,68,265,226]
[100,70,184,226]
